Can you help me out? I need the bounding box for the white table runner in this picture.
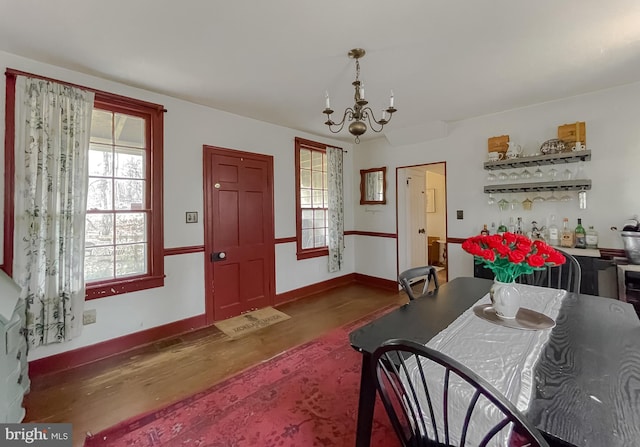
[406,284,567,444]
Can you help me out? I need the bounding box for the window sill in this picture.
[296,247,329,260]
[86,275,165,300]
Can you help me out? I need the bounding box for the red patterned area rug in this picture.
[84,306,401,447]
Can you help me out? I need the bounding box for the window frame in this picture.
[3,69,165,300]
[294,137,329,260]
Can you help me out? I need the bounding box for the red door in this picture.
[203,145,275,323]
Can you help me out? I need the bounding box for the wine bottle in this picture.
[575,218,586,249]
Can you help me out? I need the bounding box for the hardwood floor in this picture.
[23,283,408,447]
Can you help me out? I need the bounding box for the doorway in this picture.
[397,162,447,285]
[203,145,275,323]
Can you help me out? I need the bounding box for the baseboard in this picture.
[29,272,396,377]
[353,273,398,291]
[274,273,356,305]
[28,314,207,378]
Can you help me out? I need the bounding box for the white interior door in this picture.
[408,169,427,268]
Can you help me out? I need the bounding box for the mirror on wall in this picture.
[360,167,387,205]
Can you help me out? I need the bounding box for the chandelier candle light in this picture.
[323,48,397,143]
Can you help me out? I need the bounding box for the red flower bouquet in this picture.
[462,232,566,283]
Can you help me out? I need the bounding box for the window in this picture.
[295,137,328,260]
[3,70,165,299]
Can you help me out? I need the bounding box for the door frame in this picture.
[396,162,448,282]
[202,145,276,324]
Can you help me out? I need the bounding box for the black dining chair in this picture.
[398,266,440,300]
[372,339,550,447]
[516,248,581,293]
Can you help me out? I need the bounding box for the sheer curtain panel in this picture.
[13,76,94,348]
[327,147,344,272]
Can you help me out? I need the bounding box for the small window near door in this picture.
[295,137,329,260]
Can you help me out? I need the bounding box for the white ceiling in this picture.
[1,0,640,144]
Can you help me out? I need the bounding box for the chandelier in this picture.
[323,48,397,143]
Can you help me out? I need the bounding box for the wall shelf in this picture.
[484,179,591,194]
[484,150,591,170]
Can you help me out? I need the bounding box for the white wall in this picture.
[0,50,354,360]
[354,81,640,282]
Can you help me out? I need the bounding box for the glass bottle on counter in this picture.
[481,224,490,236]
[586,226,598,249]
[497,221,508,235]
[575,218,586,249]
[561,217,575,248]
[516,217,524,235]
[548,214,560,247]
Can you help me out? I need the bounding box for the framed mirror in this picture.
[360,167,387,205]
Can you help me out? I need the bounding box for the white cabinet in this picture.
[0,271,27,423]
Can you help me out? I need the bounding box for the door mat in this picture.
[214,307,291,338]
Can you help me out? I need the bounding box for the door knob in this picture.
[211,252,227,262]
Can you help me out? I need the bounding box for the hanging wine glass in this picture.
[546,191,559,202]
[487,193,496,205]
[520,169,532,180]
[487,172,497,182]
[533,168,544,179]
[498,171,509,181]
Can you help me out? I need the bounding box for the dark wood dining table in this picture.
[349,276,640,447]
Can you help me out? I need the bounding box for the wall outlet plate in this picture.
[83,309,96,325]
[457,210,464,220]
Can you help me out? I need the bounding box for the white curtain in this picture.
[327,147,344,272]
[13,76,94,348]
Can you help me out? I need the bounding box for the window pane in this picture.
[312,190,324,208]
[301,229,313,249]
[314,209,326,228]
[115,243,147,277]
[300,169,311,188]
[301,209,313,229]
[85,246,114,282]
[312,171,323,189]
[115,148,145,179]
[314,229,326,247]
[300,188,311,207]
[324,191,328,207]
[116,213,146,244]
[88,144,113,176]
[87,178,113,210]
[86,213,114,246]
[115,179,145,210]
[115,113,145,148]
[300,149,311,169]
[312,151,323,171]
[91,110,113,144]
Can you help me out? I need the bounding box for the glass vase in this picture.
[489,279,521,319]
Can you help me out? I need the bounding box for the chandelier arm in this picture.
[361,107,386,133]
[325,108,354,134]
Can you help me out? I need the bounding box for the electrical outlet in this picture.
[457,210,464,220]
[83,309,96,325]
